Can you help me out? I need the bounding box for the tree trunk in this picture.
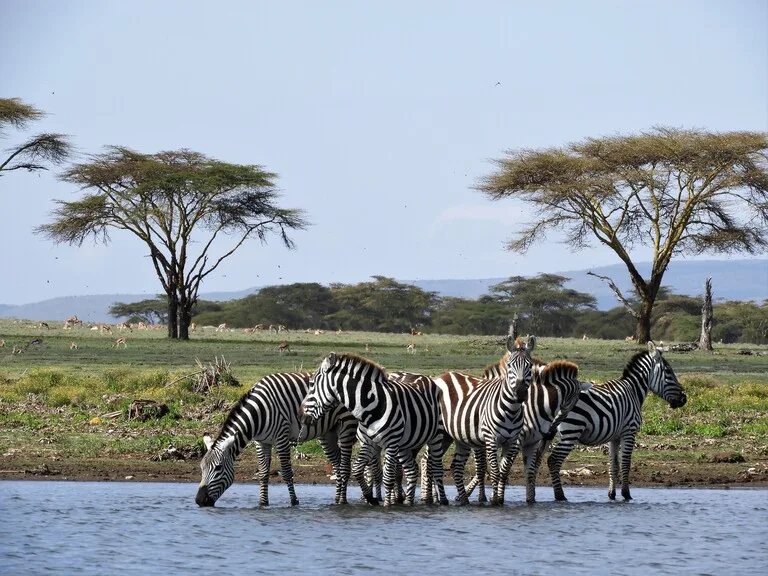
[178,293,191,341]
[699,277,713,351]
[634,297,654,344]
[167,291,178,339]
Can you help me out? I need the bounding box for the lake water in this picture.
[1,481,765,575]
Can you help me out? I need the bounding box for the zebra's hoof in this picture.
[554,494,567,502]
[622,490,632,501]
[291,499,299,506]
[440,498,449,506]
[608,490,616,500]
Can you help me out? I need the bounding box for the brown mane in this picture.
[538,359,579,380]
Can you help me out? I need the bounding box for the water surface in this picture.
[1,482,765,575]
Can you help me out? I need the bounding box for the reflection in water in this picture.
[1,482,766,575]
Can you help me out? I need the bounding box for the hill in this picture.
[0,259,765,323]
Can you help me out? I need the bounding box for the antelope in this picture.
[268,324,277,333]
[410,328,422,336]
[216,323,227,332]
[65,316,83,327]
[277,325,287,333]
[189,322,197,332]
[0,339,4,348]
[70,342,78,350]
[101,325,113,334]
[365,343,371,353]
[314,329,325,335]
[90,325,99,331]
[582,334,589,340]
[39,322,50,330]
[12,345,23,355]
[406,342,416,355]
[137,321,147,330]
[254,324,264,331]
[118,322,132,332]
[29,338,43,346]
[244,327,255,334]
[625,335,634,342]
[111,337,127,349]
[277,342,289,354]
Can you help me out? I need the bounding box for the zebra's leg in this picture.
[256,443,272,506]
[494,441,519,506]
[353,442,379,505]
[397,448,419,506]
[463,448,487,502]
[487,443,507,506]
[275,435,299,506]
[317,434,343,504]
[521,441,539,504]
[548,434,578,502]
[608,438,621,500]
[382,447,400,506]
[451,443,472,505]
[425,437,448,506]
[419,450,433,504]
[620,431,637,501]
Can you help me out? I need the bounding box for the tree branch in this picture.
[587,271,640,318]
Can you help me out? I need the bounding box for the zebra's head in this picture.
[646,341,687,409]
[505,335,536,403]
[196,434,237,507]
[299,352,341,426]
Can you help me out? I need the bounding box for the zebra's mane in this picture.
[538,359,579,380]
[621,350,657,379]
[481,352,509,378]
[335,353,389,379]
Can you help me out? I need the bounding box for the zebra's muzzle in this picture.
[670,393,687,409]
[195,485,215,507]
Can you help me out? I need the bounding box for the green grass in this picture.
[1,319,767,466]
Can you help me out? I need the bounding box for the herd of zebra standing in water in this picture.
[195,335,688,508]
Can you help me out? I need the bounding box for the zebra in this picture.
[298,354,448,506]
[196,371,357,507]
[547,341,687,502]
[433,335,536,505]
[498,360,588,503]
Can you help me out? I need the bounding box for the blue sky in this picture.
[1,0,766,305]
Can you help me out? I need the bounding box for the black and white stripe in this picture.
[196,371,357,507]
[299,354,448,506]
[433,336,536,505]
[547,342,687,501]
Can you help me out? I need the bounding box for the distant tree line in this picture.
[109,274,768,344]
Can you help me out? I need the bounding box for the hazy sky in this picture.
[1,0,766,305]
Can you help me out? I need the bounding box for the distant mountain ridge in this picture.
[0,259,765,324]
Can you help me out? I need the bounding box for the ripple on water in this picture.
[1,483,767,575]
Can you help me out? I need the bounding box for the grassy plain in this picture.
[1,318,767,491]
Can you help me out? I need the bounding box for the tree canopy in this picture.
[0,97,71,179]
[36,147,308,339]
[477,127,768,342]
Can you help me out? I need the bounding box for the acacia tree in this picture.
[477,128,768,342]
[36,147,308,339]
[0,98,71,178]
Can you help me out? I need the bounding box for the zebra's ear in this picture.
[327,352,338,366]
[220,435,237,452]
[203,434,214,452]
[648,341,660,357]
[527,335,537,352]
[505,335,515,352]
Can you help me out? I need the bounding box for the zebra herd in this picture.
[196,337,687,508]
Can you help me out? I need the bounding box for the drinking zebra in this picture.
[433,335,536,505]
[298,354,448,506]
[547,341,687,502]
[196,371,357,507]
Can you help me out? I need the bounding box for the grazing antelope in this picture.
[118,322,132,332]
[12,345,23,355]
[254,324,264,331]
[406,342,416,355]
[277,342,290,354]
[90,325,99,331]
[111,337,127,349]
[39,322,50,330]
[137,321,147,330]
[410,328,422,336]
[314,329,325,335]
[70,342,78,350]
[244,327,255,334]
[268,324,278,333]
[29,338,43,346]
[625,335,634,342]
[65,316,83,327]
[278,325,287,333]
[216,323,227,332]
[582,334,589,340]
[101,325,112,334]
[0,339,4,348]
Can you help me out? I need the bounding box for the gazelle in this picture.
[277,342,290,354]
[406,342,416,355]
[137,321,147,330]
[12,345,23,355]
[118,322,132,332]
[216,323,227,332]
[70,342,78,350]
[112,337,127,349]
[101,325,112,334]
[39,322,50,330]
[65,316,83,327]
[0,339,4,348]
[189,322,197,332]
